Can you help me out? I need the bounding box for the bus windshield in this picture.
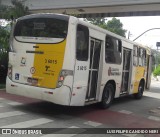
[14,17,68,43]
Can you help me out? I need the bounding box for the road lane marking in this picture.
[84,121,102,127]
[148,116,160,121]
[41,126,85,137]
[0,98,4,100]
[123,134,138,137]
[1,118,53,128]
[7,102,23,106]
[0,111,25,119]
[118,110,133,115]
[0,105,4,107]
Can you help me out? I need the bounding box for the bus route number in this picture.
[45,59,57,64]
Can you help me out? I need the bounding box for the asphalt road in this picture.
[0,80,159,137]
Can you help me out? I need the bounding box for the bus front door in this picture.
[85,39,102,102]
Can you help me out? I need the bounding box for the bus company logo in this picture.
[30,67,36,74]
[108,67,121,76]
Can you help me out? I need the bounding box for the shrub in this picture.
[153,65,160,77]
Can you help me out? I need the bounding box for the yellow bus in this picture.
[6,13,152,108]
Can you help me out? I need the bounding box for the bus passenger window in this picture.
[133,45,138,66]
[138,48,146,66]
[105,35,121,64]
[76,24,89,61]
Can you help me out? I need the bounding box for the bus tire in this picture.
[134,81,144,99]
[100,83,114,109]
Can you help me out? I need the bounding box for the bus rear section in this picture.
[6,14,74,105]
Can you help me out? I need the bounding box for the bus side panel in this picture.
[133,66,146,93]
[70,61,89,106]
[98,40,128,100]
[145,51,152,90]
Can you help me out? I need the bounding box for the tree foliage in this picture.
[85,17,126,37]
[0,0,29,20]
[106,17,126,37]
[153,65,160,76]
[0,26,10,57]
[151,49,160,71]
[85,18,107,28]
[0,26,10,82]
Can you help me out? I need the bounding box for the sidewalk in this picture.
[144,79,160,99]
[151,75,160,84]
[144,91,160,99]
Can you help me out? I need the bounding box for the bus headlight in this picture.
[8,64,12,80]
[56,70,73,88]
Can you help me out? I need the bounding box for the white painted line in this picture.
[68,126,79,128]
[0,105,4,107]
[1,118,53,128]
[122,134,139,137]
[41,134,76,137]
[41,126,85,137]
[143,92,160,99]
[84,121,102,127]
[7,102,23,106]
[148,116,160,121]
[119,110,133,115]
[0,111,25,119]
[0,98,4,100]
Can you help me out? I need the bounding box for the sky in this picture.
[112,16,160,49]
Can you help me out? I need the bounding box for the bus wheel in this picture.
[134,81,144,99]
[100,83,114,109]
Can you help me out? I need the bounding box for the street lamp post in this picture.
[133,28,160,79]
[133,28,160,41]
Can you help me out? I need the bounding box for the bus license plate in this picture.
[27,78,38,85]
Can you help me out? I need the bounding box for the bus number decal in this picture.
[77,66,87,71]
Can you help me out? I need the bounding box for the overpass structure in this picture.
[1,0,160,17]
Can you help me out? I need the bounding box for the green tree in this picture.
[0,5,8,19]
[0,0,29,19]
[85,18,107,29]
[0,0,29,51]
[106,17,126,37]
[0,0,29,52]
[0,26,10,83]
[152,49,160,71]
[153,65,160,76]
[85,17,126,37]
